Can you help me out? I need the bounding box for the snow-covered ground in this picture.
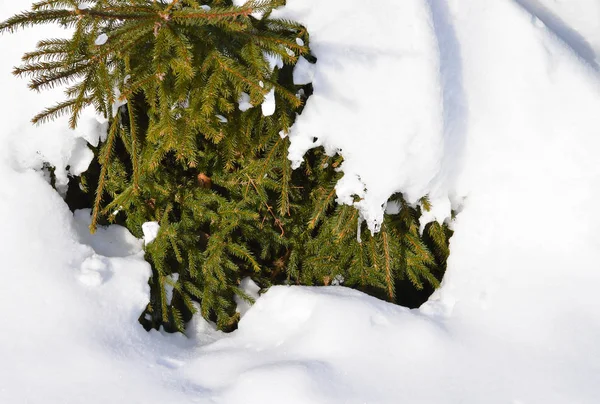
[1,1,600,403]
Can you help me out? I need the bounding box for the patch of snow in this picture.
[73,209,143,257]
[237,92,253,112]
[186,302,224,344]
[67,137,94,177]
[76,108,109,147]
[111,87,127,118]
[331,275,344,286]
[292,56,315,85]
[142,222,160,245]
[78,2,92,11]
[164,273,179,305]
[94,33,108,46]
[78,254,111,287]
[264,52,284,71]
[234,277,261,317]
[261,88,276,116]
[418,195,452,233]
[216,114,228,123]
[274,1,447,233]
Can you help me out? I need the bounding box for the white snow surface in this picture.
[275,0,446,232]
[142,221,160,245]
[261,87,276,116]
[234,276,261,317]
[292,56,315,86]
[94,33,108,46]
[237,91,253,112]
[1,1,600,403]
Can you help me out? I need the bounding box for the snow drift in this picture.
[1,0,600,403]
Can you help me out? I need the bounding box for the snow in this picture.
[94,33,108,46]
[111,87,127,117]
[142,221,160,245]
[276,1,446,233]
[78,2,93,10]
[76,108,109,147]
[165,273,180,305]
[261,88,276,116]
[67,137,94,177]
[234,277,261,317]
[264,52,284,71]
[259,51,282,116]
[74,209,143,257]
[1,0,600,403]
[292,56,315,86]
[237,92,253,112]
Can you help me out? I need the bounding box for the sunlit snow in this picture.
[0,1,599,403]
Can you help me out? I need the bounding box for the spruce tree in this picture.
[2,0,452,333]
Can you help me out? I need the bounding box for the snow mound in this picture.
[274,1,449,232]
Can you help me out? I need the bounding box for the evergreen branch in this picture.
[13,60,87,77]
[272,81,303,108]
[337,209,359,241]
[213,53,267,95]
[31,96,92,125]
[100,184,134,216]
[171,7,253,23]
[74,7,156,21]
[279,146,291,216]
[381,227,395,302]
[68,74,95,128]
[404,232,435,266]
[31,0,77,11]
[21,47,70,63]
[90,116,120,233]
[127,98,141,192]
[246,174,284,235]
[309,185,336,229]
[163,0,182,14]
[258,137,282,178]
[27,62,89,91]
[226,243,261,273]
[0,10,76,33]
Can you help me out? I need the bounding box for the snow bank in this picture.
[273,1,448,232]
[1,0,600,403]
[424,0,600,353]
[182,285,600,403]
